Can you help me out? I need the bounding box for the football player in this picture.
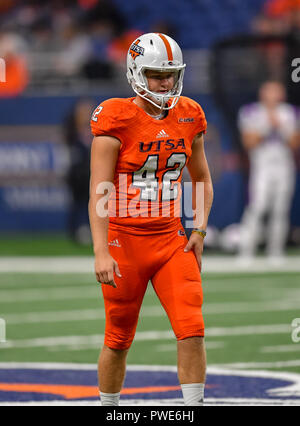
[89,33,214,406]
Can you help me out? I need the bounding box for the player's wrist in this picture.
[192,229,207,239]
[94,246,110,256]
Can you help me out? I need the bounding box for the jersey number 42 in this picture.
[132,153,187,202]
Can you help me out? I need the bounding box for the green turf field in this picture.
[0,234,299,257]
[1,266,300,374]
[0,234,94,257]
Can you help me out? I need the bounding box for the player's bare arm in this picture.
[241,131,262,151]
[185,133,214,271]
[89,135,122,288]
[288,131,300,151]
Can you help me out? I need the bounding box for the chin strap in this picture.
[132,81,180,111]
[146,97,171,119]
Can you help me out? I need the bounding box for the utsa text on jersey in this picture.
[139,138,186,153]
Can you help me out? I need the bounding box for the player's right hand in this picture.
[94,253,122,288]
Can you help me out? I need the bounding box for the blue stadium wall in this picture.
[0,93,299,232]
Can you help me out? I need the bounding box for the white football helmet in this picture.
[127,33,186,111]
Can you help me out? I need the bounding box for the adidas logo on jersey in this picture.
[108,239,121,248]
[156,129,169,139]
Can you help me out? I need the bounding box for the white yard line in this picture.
[0,287,100,303]
[207,324,291,337]
[4,308,107,324]
[49,340,226,353]
[2,298,300,325]
[0,331,174,349]
[204,299,300,314]
[1,286,300,307]
[2,306,166,324]
[1,285,300,303]
[0,324,293,350]
[2,284,299,299]
[0,256,300,274]
[0,362,299,375]
[261,345,300,354]
[213,360,300,369]
[0,285,249,299]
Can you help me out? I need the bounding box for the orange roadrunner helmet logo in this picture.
[129,39,145,60]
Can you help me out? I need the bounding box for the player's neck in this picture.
[262,101,280,110]
[134,96,167,120]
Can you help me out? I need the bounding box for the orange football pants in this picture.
[101,225,205,350]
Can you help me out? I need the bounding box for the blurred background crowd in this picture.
[1,0,300,95]
[0,0,299,257]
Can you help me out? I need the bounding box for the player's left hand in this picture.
[184,233,204,272]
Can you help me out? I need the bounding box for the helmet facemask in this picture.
[130,65,185,111]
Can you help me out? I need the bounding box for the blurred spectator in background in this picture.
[150,20,178,40]
[0,0,128,84]
[266,0,300,31]
[82,19,115,80]
[238,81,299,262]
[108,28,142,68]
[29,17,58,53]
[55,23,92,78]
[0,30,29,97]
[64,98,95,244]
[252,0,298,82]
[251,0,300,94]
[253,0,300,35]
[107,21,176,69]
[0,0,15,15]
[83,0,125,35]
[81,0,126,79]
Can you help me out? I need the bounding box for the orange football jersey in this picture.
[91,96,207,234]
